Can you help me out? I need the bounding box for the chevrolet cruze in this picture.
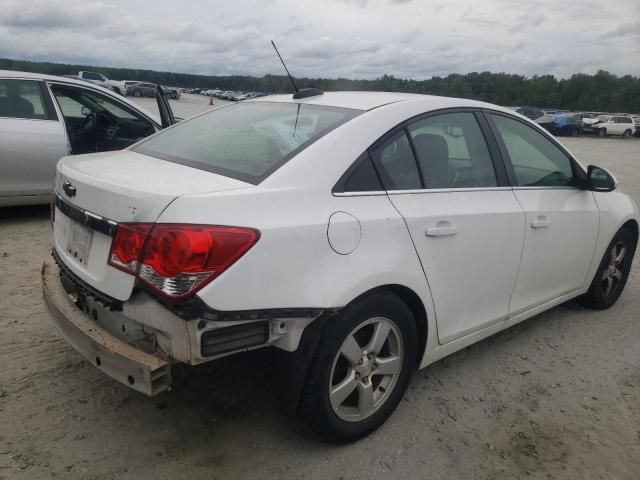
[43,91,638,442]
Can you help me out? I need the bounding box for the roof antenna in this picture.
[270,40,323,100]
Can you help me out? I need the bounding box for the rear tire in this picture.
[298,292,417,443]
[578,228,635,309]
[622,129,632,138]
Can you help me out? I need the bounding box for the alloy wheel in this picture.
[601,241,627,298]
[329,317,403,422]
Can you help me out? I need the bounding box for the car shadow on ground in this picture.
[0,204,50,223]
[109,300,583,450]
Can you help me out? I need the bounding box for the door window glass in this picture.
[407,112,497,188]
[370,130,421,190]
[490,114,574,187]
[52,85,141,120]
[0,79,48,119]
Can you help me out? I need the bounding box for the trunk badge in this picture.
[63,181,77,198]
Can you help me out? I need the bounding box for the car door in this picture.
[486,112,599,314]
[48,82,161,153]
[143,83,156,96]
[372,110,525,344]
[0,78,68,200]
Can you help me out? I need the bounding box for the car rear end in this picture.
[43,100,361,395]
[43,149,263,394]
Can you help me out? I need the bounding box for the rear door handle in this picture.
[531,215,550,229]
[426,221,458,237]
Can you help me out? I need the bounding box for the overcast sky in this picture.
[0,0,638,79]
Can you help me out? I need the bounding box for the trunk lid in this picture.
[53,150,251,300]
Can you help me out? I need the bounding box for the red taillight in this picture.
[108,224,259,300]
[108,223,153,274]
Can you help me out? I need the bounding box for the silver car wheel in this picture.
[329,317,403,422]
[601,241,627,297]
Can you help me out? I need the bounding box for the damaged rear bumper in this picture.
[41,259,171,396]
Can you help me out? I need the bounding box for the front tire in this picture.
[597,128,606,137]
[622,129,632,138]
[298,292,417,443]
[134,90,141,98]
[579,228,636,309]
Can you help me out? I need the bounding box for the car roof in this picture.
[249,90,502,112]
[0,69,99,87]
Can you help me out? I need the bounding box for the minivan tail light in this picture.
[108,224,259,300]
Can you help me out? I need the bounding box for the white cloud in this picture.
[0,0,638,78]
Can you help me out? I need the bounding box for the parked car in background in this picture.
[591,115,635,137]
[76,71,126,96]
[42,91,638,443]
[513,106,544,120]
[0,70,175,206]
[161,86,180,100]
[542,113,583,136]
[126,82,158,98]
[123,80,141,95]
[632,116,640,137]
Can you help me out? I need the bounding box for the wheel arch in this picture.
[346,284,429,367]
[622,218,639,248]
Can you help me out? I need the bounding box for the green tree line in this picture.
[2,58,639,113]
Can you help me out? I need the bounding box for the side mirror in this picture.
[80,106,91,117]
[587,165,617,192]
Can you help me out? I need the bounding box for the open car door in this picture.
[155,85,176,128]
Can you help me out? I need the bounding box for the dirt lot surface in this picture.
[1,137,639,480]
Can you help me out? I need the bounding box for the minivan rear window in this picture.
[133,102,361,184]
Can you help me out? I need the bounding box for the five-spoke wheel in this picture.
[580,227,635,309]
[329,317,403,422]
[299,292,416,443]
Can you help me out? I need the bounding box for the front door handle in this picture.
[426,221,458,237]
[531,215,550,229]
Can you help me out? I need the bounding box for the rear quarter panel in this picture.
[158,187,435,318]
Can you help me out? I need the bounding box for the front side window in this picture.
[489,114,574,187]
[0,79,49,120]
[134,102,360,184]
[51,84,156,154]
[407,112,497,189]
[370,130,421,190]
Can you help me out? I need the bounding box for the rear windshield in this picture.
[133,102,361,184]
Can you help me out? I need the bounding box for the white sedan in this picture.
[43,91,638,443]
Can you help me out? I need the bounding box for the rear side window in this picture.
[489,114,574,187]
[0,79,49,120]
[334,152,382,192]
[407,112,497,189]
[370,130,421,190]
[134,102,360,184]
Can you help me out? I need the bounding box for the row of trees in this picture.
[2,58,638,113]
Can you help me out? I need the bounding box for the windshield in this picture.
[133,102,361,184]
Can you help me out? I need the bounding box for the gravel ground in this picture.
[1,136,639,480]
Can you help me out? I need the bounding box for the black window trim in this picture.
[333,106,510,194]
[332,151,385,194]
[481,109,587,189]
